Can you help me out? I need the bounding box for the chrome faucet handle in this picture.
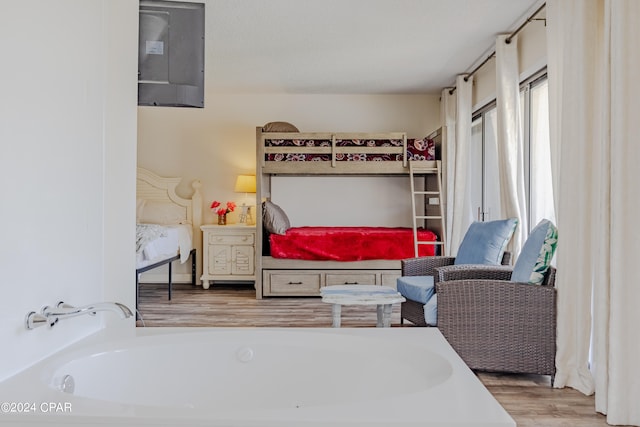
[41,305,57,317]
[56,301,73,309]
[39,306,60,327]
[25,311,52,329]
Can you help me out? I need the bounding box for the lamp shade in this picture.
[234,174,256,193]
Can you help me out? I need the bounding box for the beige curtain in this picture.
[495,34,528,258]
[548,1,640,424]
[448,75,475,256]
[441,87,456,256]
[547,0,598,396]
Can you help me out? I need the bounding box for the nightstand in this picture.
[200,225,256,289]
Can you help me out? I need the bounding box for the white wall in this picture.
[0,0,138,381]
[271,175,414,227]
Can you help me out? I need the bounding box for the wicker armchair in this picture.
[399,252,511,326]
[435,265,557,378]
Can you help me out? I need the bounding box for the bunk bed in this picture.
[136,168,203,312]
[256,126,444,299]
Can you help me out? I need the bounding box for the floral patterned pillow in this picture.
[511,220,558,285]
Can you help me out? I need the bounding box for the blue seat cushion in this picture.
[397,276,435,304]
[424,293,437,326]
[455,218,518,265]
[511,219,558,284]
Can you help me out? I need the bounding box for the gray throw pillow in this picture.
[262,201,290,235]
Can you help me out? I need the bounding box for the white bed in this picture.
[136,168,202,312]
[136,223,193,268]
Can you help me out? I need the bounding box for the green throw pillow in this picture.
[511,219,558,284]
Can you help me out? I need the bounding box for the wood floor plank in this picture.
[137,283,622,427]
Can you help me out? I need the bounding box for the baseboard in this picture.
[138,272,194,284]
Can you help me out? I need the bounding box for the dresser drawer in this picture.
[264,272,321,295]
[208,233,254,245]
[381,272,401,290]
[325,273,377,286]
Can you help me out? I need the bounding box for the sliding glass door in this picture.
[471,105,501,222]
[527,78,556,228]
[469,70,555,234]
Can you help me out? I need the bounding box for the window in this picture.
[526,78,556,229]
[471,105,501,222]
[470,69,555,234]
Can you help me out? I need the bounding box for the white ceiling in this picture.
[205,0,541,94]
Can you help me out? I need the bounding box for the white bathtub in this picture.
[0,328,515,427]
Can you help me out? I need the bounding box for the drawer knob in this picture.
[344,281,359,285]
[288,281,303,285]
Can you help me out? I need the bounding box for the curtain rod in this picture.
[448,2,546,95]
[506,2,547,44]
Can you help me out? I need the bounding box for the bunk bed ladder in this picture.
[409,160,445,257]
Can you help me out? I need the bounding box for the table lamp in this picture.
[234,174,256,224]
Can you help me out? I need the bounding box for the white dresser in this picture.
[200,225,256,289]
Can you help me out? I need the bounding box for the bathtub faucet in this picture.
[26,301,133,329]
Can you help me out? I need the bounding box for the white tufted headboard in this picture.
[136,167,203,285]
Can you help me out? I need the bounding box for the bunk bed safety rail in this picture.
[261,131,411,173]
[402,133,407,168]
[332,134,337,168]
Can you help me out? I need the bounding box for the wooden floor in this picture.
[137,282,619,427]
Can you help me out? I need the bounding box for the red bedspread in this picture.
[269,226,437,261]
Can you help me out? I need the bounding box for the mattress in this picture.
[269,226,437,261]
[264,137,435,162]
[136,224,193,269]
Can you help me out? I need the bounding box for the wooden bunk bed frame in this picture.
[255,127,443,299]
[136,168,203,309]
